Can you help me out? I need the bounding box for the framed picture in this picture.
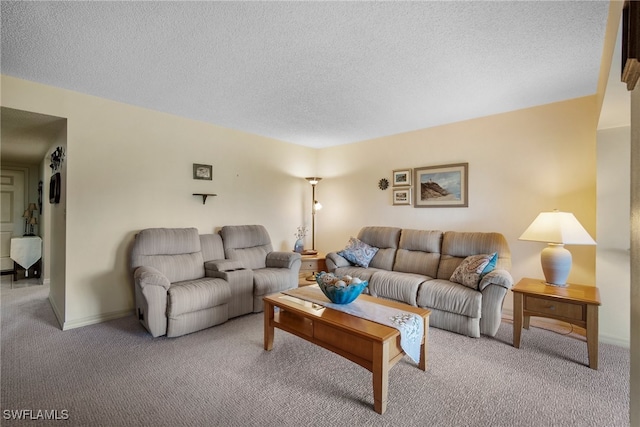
[392,187,411,206]
[193,164,212,180]
[49,173,61,204]
[392,169,412,187]
[414,163,468,208]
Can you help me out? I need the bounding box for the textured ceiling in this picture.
[1,1,610,148]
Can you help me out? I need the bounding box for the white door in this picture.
[1,169,26,271]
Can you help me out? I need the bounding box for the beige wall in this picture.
[630,84,639,427]
[597,126,630,347]
[0,76,608,346]
[1,75,316,328]
[46,129,67,326]
[316,96,598,316]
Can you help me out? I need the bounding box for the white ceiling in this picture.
[0,1,613,150]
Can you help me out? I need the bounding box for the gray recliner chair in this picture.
[131,227,246,338]
[220,225,302,312]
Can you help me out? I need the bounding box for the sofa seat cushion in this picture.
[333,266,384,282]
[253,268,296,297]
[416,279,481,318]
[168,277,231,317]
[368,271,429,306]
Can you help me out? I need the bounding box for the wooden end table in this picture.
[263,289,430,414]
[298,252,326,286]
[512,277,601,369]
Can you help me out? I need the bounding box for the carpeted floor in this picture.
[0,281,630,426]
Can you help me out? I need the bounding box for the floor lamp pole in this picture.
[311,183,316,250]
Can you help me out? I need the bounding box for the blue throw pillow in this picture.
[480,252,498,278]
[338,237,379,268]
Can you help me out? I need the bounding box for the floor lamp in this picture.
[304,177,322,255]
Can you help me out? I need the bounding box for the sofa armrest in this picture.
[205,259,245,273]
[478,269,514,292]
[266,251,301,269]
[325,252,351,271]
[134,266,171,290]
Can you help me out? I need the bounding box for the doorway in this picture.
[0,107,67,288]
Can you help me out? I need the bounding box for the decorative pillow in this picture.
[338,237,379,268]
[450,253,494,290]
[480,252,498,278]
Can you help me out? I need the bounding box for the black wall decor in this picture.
[49,173,61,204]
[50,146,65,172]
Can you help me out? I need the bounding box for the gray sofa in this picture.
[326,226,513,338]
[131,226,301,338]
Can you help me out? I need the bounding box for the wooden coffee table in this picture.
[263,288,430,414]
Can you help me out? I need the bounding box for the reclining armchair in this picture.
[220,225,302,312]
[131,227,247,338]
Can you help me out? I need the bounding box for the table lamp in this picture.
[519,210,596,286]
[28,216,38,236]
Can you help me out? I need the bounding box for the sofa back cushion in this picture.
[437,231,511,280]
[394,229,443,277]
[131,228,205,283]
[220,225,274,270]
[200,233,225,262]
[356,226,401,270]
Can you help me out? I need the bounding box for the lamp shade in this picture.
[29,217,38,225]
[518,211,595,245]
[305,177,322,185]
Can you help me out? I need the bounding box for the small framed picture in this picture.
[414,163,468,208]
[193,164,213,180]
[392,187,411,205]
[392,169,412,187]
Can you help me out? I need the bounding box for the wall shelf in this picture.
[193,193,217,204]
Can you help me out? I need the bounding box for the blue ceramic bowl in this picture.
[317,280,368,304]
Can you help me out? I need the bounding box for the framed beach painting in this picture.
[414,163,468,208]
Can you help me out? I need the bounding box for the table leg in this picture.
[264,300,274,351]
[372,340,390,414]
[513,292,523,348]
[419,316,429,371]
[586,304,599,370]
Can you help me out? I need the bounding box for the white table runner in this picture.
[10,236,42,270]
[283,286,424,364]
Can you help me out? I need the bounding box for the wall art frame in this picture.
[414,163,468,208]
[193,163,213,180]
[392,187,411,206]
[392,169,412,187]
[49,173,61,204]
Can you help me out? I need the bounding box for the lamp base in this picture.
[540,244,572,286]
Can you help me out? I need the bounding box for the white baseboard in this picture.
[48,294,64,329]
[599,334,630,348]
[62,308,134,331]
